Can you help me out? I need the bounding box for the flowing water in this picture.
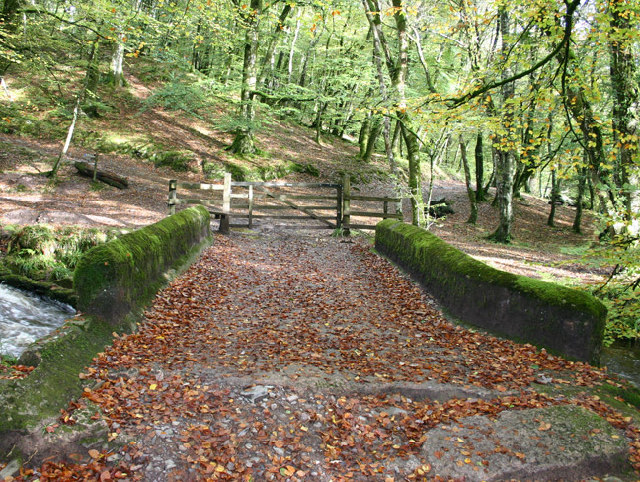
[0,283,75,359]
[602,345,640,389]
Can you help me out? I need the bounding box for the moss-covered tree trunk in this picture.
[362,116,382,162]
[609,0,638,222]
[392,0,424,226]
[229,0,262,155]
[361,0,401,200]
[490,7,515,243]
[359,113,372,157]
[474,131,485,202]
[460,135,478,224]
[547,165,558,227]
[573,165,587,234]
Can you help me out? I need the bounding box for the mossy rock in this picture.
[0,271,77,307]
[152,150,196,172]
[205,160,320,182]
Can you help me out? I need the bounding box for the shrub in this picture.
[1,226,119,284]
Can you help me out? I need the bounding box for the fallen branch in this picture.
[74,161,128,189]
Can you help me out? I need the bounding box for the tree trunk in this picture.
[460,135,477,224]
[391,119,402,160]
[609,0,638,222]
[314,102,326,144]
[110,37,125,87]
[392,0,424,226]
[74,161,128,189]
[358,113,372,157]
[474,131,485,201]
[258,3,292,89]
[288,13,302,83]
[86,41,100,94]
[547,166,558,227]
[229,0,263,155]
[362,117,382,162]
[573,166,587,234]
[490,7,516,243]
[50,36,100,178]
[361,0,401,197]
[1,0,22,74]
[553,24,612,221]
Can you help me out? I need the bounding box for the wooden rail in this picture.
[168,173,403,233]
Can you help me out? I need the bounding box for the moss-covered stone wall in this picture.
[0,206,211,442]
[375,220,607,365]
[74,205,211,325]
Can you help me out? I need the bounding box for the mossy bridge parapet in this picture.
[375,220,607,365]
[74,205,212,325]
[0,207,212,448]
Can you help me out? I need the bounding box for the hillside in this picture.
[0,67,605,287]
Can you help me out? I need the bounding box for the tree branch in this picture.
[18,8,109,39]
[445,0,582,108]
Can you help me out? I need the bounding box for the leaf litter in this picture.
[7,232,640,480]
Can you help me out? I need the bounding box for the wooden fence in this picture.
[168,173,403,232]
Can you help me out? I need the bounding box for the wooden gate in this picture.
[168,173,403,232]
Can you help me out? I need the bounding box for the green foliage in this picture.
[204,160,319,181]
[6,253,60,280]
[592,281,640,346]
[1,225,118,284]
[0,351,18,367]
[143,76,219,116]
[214,115,265,136]
[576,230,640,346]
[152,150,196,172]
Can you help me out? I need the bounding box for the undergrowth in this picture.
[1,225,121,286]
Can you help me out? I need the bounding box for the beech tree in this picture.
[229,0,263,155]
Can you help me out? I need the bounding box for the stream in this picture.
[602,345,640,389]
[0,283,75,359]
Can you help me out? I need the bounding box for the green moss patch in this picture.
[0,315,113,434]
[375,220,607,364]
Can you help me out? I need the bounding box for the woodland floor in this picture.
[0,129,606,286]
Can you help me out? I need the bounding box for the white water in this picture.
[0,283,75,358]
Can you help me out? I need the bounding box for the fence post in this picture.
[168,179,177,215]
[383,200,388,218]
[248,184,254,228]
[342,173,351,236]
[395,197,403,218]
[223,172,231,212]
